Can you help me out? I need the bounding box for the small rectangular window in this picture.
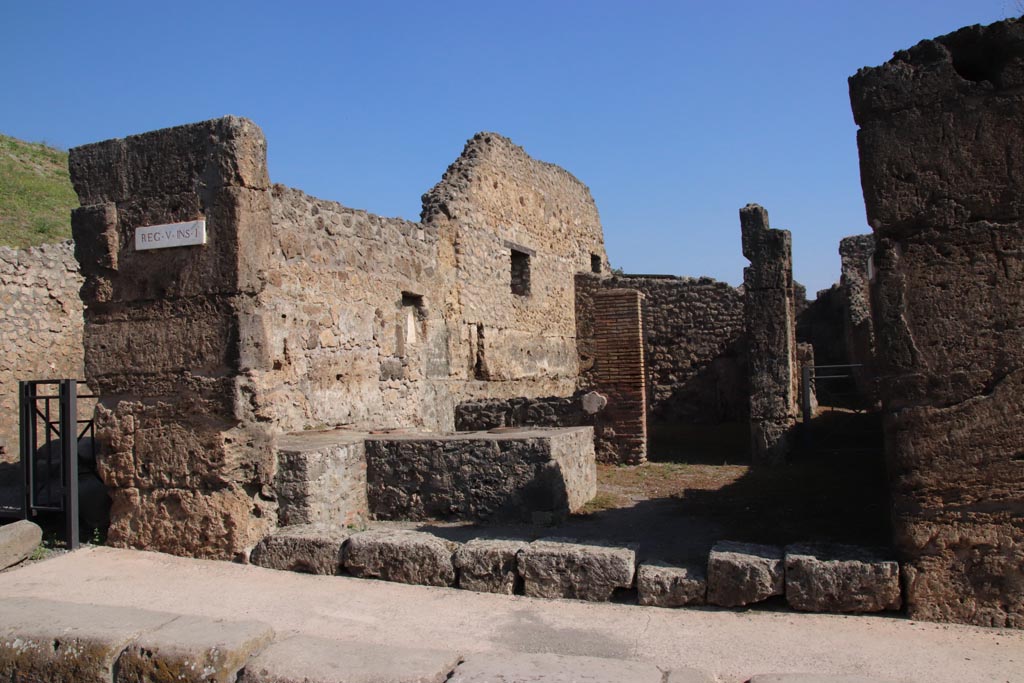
[398,293,424,355]
[511,249,531,296]
[591,254,602,273]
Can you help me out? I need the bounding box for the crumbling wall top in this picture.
[850,19,1024,123]
[69,116,269,206]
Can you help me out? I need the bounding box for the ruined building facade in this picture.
[0,15,1010,629]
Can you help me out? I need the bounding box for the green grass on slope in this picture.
[0,134,77,248]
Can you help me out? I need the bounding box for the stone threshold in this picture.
[252,526,903,614]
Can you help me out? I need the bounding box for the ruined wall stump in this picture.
[850,18,1024,627]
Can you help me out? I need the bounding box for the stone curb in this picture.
[249,527,904,616]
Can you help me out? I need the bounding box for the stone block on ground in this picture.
[637,560,707,607]
[784,543,901,613]
[0,520,42,569]
[276,431,368,528]
[238,634,461,683]
[115,614,274,683]
[517,538,636,602]
[454,538,528,594]
[0,597,175,683]
[344,529,458,587]
[448,651,668,683]
[707,540,784,607]
[250,525,349,575]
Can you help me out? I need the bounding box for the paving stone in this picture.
[667,669,717,683]
[637,560,707,607]
[448,651,665,682]
[344,529,458,587]
[707,540,784,607]
[0,520,42,569]
[0,597,175,683]
[250,524,348,575]
[518,538,636,602]
[115,614,274,683]
[784,543,901,613]
[748,675,898,682]
[455,538,528,594]
[238,634,461,683]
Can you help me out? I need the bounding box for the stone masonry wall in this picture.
[248,185,450,433]
[839,234,878,403]
[850,18,1024,627]
[579,274,746,424]
[422,133,608,403]
[69,119,610,558]
[69,117,278,560]
[741,204,799,466]
[0,243,85,462]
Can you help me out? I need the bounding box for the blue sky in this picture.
[1,1,1014,293]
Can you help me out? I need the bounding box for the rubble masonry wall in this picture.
[0,242,85,461]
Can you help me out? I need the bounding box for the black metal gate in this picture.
[15,379,97,549]
[800,364,879,456]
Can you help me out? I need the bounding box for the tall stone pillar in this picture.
[69,117,277,560]
[741,204,798,465]
[850,19,1024,627]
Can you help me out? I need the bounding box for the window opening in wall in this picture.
[511,249,531,296]
[591,254,602,274]
[399,292,425,355]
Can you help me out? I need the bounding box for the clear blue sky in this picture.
[1,1,1014,293]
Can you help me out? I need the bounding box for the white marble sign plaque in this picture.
[135,220,206,251]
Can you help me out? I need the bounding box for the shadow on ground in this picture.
[414,411,889,566]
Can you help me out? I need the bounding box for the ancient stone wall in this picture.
[69,117,278,560]
[577,274,746,425]
[741,204,799,465]
[850,18,1024,627]
[422,133,608,401]
[0,242,85,462]
[839,235,877,402]
[69,119,611,558]
[249,185,451,432]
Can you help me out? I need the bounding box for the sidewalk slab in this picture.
[448,651,670,682]
[115,614,274,683]
[238,634,461,683]
[0,597,175,683]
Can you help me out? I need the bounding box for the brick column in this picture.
[592,289,647,464]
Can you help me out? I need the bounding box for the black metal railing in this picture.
[16,379,96,549]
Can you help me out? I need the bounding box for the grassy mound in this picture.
[0,134,76,248]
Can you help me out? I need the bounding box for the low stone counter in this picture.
[365,427,596,523]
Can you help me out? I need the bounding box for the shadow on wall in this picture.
[649,338,749,426]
